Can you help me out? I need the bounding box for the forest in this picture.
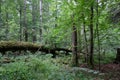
[0,0,120,80]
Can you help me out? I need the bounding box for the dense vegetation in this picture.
[0,0,120,80]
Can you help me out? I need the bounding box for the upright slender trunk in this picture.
[89,5,94,67]
[32,0,37,43]
[0,0,2,27]
[39,0,42,41]
[96,0,101,70]
[83,14,88,63]
[55,0,57,28]
[5,10,9,41]
[19,3,22,41]
[72,22,78,66]
[0,0,1,18]
[23,0,28,42]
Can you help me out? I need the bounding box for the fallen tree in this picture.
[0,41,72,57]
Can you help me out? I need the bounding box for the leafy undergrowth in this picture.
[0,53,101,80]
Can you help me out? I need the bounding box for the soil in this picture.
[80,63,120,80]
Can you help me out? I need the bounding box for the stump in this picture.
[114,48,120,63]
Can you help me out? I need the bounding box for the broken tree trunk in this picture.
[114,48,120,63]
[0,41,72,57]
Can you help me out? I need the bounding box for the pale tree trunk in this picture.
[23,0,28,42]
[89,4,94,67]
[39,0,42,41]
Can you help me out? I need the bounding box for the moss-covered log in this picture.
[0,41,72,56]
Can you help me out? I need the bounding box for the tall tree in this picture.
[18,0,23,41]
[5,3,9,41]
[89,1,94,67]
[83,14,89,63]
[0,0,2,27]
[23,0,28,41]
[55,0,58,28]
[96,0,101,70]
[32,0,37,43]
[39,0,42,41]
[72,15,78,66]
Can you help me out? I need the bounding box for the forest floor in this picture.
[79,63,120,80]
[0,52,119,80]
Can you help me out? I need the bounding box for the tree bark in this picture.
[23,0,28,42]
[83,14,88,63]
[96,0,101,70]
[5,9,9,41]
[72,22,78,66]
[114,48,120,63]
[19,2,23,41]
[55,0,57,28]
[89,5,94,67]
[32,0,37,43]
[39,0,42,41]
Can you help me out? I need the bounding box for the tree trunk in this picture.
[32,0,37,43]
[0,0,1,18]
[55,0,57,28]
[5,10,9,41]
[39,0,42,41]
[96,0,101,70]
[83,14,88,63]
[19,3,22,41]
[114,48,120,63]
[23,0,28,42]
[72,22,78,66]
[89,5,94,67]
[0,0,1,14]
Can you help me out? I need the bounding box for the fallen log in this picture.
[0,41,72,57]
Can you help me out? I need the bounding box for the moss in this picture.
[0,41,40,48]
[0,41,71,56]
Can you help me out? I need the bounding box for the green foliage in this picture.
[0,54,97,80]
